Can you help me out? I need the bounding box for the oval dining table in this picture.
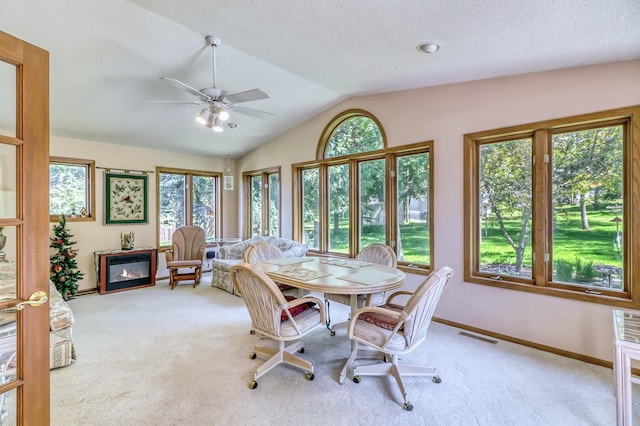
[256,256,405,383]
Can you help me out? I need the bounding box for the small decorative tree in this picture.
[50,215,84,300]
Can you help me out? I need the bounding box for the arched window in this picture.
[323,113,384,158]
[293,109,433,272]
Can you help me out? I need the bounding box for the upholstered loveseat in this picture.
[0,262,75,369]
[49,281,76,369]
[211,237,308,296]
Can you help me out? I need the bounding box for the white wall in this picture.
[236,60,640,362]
[51,136,237,291]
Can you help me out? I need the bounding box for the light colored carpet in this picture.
[50,273,637,425]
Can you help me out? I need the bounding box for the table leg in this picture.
[338,294,360,384]
[615,343,624,425]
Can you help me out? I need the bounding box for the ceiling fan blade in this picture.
[144,100,205,105]
[233,105,274,118]
[161,77,211,100]
[225,89,269,104]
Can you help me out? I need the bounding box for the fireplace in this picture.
[97,249,157,294]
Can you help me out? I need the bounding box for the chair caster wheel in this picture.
[403,402,413,411]
[299,347,305,354]
[249,352,257,360]
[250,330,256,334]
[249,381,258,389]
[305,373,315,381]
[330,330,336,336]
[432,375,441,383]
[353,375,361,384]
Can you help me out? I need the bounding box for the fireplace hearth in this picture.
[96,248,157,294]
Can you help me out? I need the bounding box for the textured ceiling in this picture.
[1,0,639,158]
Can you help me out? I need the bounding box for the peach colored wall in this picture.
[50,136,235,291]
[237,60,640,362]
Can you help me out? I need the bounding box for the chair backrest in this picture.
[401,266,454,348]
[231,263,288,336]
[243,241,284,264]
[171,226,206,261]
[356,243,397,267]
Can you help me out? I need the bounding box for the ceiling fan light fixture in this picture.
[206,113,216,128]
[212,116,224,133]
[195,108,209,125]
[217,106,230,122]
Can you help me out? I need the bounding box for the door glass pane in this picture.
[359,159,385,249]
[328,164,349,254]
[268,173,280,236]
[551,125,624,290]
[0,62,16,138]
[0,227,17,300]
[0,312,18,424]
[301,168,319,250]
[478,138,532,278]
[159,173,186,246]
[397,153,430,264]
[0,387,16,425]
[191,175,216,241]
[250,176,263,237]
[0,145,17,219]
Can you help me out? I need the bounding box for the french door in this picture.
[0,31,51,424]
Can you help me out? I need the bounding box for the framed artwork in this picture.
[105,173,148,224]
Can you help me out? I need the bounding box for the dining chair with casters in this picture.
[325,243,397,335]
[230,262,326,389]
[165,225,206,290]
[244,240,299,293]
[243,241,296,334]
[346,266,454,411]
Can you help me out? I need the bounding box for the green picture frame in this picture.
[105,173,148,224]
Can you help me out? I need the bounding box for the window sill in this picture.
[465,273,638,309]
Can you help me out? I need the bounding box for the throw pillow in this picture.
[281,295,315,321]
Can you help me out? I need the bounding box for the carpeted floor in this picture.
[50,273,638,425]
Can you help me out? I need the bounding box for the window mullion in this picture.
[532,130,549,286]
[319,165,329,252]
[386,153,397,249]
[350,159,359,257]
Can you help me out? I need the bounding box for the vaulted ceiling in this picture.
[1,0,639,157]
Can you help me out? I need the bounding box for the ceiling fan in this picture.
[146,35,272,132]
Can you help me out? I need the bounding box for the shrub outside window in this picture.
[464,106,640,306]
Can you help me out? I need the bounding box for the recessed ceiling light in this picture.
[417,42,440,54]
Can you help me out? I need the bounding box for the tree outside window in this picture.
[49,157,95,221]
[465,106,640,306]
[244,168,280,238]
[157,168,220,247]
[293,110,433,270]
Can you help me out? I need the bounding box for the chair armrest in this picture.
[164,249,174,264]
[347,305,405,339]
[197,243,206,262]
[385,290,414,306]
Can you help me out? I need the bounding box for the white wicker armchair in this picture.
[346,266,454,410]
[231,263,326,389]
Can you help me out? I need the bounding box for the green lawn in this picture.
[316,205,622,278]
[480,205,623,272]
[328,221,430,263]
